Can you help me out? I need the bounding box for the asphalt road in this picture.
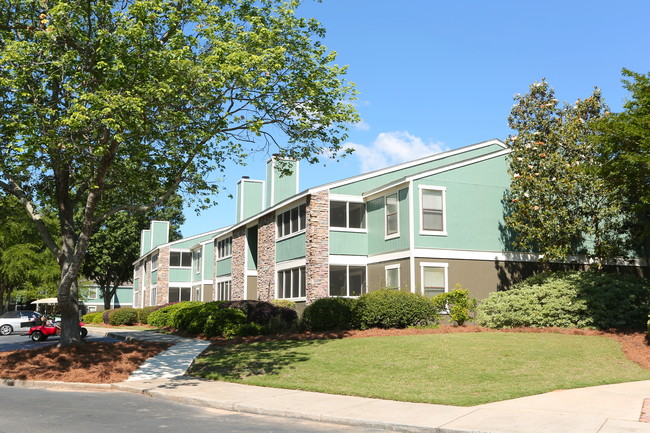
[0,387,389,433]
[0,332,119,352]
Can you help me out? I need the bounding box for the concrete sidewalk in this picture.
[41,328,650,432]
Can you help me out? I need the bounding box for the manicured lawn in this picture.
[189,332,650,406]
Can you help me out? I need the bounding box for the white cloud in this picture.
[345,131,447,173]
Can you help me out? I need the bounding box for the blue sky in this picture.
[179,0,650,236]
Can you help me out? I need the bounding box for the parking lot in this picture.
[0,332,120,352]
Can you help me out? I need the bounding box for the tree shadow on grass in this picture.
[189,338,330,380]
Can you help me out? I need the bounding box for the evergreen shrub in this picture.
[301,297,357,331]
[107,307,139,326]
[146,301,198,327]
[431,285,478,326]
[82,311,103,323]
[220,300,298,333]
[353,290,440,329]
[476,271,650,330]
[137,306,157,324]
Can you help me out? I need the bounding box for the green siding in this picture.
[170,268,192,282]
[329,231,368,255]
[265,160,273,207]
[367,188,410,255]
[202,243,214,280]
[151,270,158,284]
[331,144,503,196]
[151,221,169,249]
[169,232,217,249]
[414,155,510,251]
[239,181,264,221]
[276,233,306,262]
[273,160,298,205]
[141,230,151,256]
[216,258,232,277]
[114,287,133,304]
[247,227,258,270]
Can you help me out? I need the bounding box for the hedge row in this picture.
[476,271,650,331]
[300,288,476,332]
[146,300,299,338]
[81,303,171,326]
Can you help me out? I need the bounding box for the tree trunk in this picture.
[103,284,113,311]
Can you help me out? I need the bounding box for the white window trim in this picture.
[384,264,400,289]
[168,286,192,303]
[329,201,367,232]
[276,266,306,301]
[217,237,233,260]
[384,192,400,240]
[276,204,307,241]
[419,262,449,297]
[169,250,192,268]
[194,250,202,275]
[419,185,447,236]
[329,264,367,298]
[150,285,157,306]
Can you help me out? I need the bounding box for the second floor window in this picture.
[170,251,192,267]
[385,193,399,236]
[277,204,306,238]
[421,188,445,232]
[217,237,232,258]
[330,201,366,229]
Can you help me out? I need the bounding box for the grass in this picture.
[189,332,650,406]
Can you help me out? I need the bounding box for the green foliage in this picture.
[220,300,298,333]
[137,306,158,325]
[172,302,223,335]
[353,290,440,330]
[506,80,624,263]
[0,0,358,345]
[146,302,197,327]
[107,307,139,326]
[301,297,357,331]
[476,271,650,330]
[271,299,296,309]
[82,311,104,323]
[592,69,650,259]
[203,308,250,338]
[431,285,478,326]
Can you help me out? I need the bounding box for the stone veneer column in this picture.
[306,190,329,304]
[256,213,276,302]
[156,246,170,306]
[231,228,247,300]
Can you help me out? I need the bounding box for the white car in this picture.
[0,311,42,335]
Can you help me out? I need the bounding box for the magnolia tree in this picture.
[505,80,624,264]
[0,0,358,346]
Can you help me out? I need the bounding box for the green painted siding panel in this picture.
[329,231,368,255]
[216,258,232,277]
[203,243,214,280]
[243,181,264,220]
[273,160,298,204]
[414,155,510,251]
[170,232,217,249]
[331,144,503,196]
[170,268,192,282]
[141,230,151,256]
[151,221,169,249]
[367,188,410,255]
[266,161,273,207]
[114,287,133,304]
[276,233,306,262]
[247,227,258,270]
[151,270,158,284]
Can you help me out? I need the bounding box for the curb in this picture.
[1,378,113,392]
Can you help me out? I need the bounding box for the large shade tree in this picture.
[592,69,650,263]
[82,194,185,311]
[505,80,624,264]
[0,0,358,345]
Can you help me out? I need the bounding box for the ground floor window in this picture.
[168,287,191,303]
[385,265,400,289]
[421,263,447,297]
[216,280,232,301]
[150,287,157,306]
[330,265,366,297]
[278,267,306,299]
[133,292,139,309]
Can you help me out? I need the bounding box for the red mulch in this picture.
[0,341,171,383]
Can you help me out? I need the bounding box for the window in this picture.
[330,201,366,229]
[168,287,191,303]
[216,280,232,301]
[133,291,139,309]
[217,237,232,258]
[277,204,306,238]
[329,265,366,297]
[421,187,446,233]
[150,286,157,306]
[193,250,202,274]
[421,263,447,297]
[87,306,97,312]
[385,193,399,237]
[86,287,99,300]
[194,286,201,301]
[385,265,400,289]
[151,254,159,271]
[278,266,306,299]
[170,251,192,267]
